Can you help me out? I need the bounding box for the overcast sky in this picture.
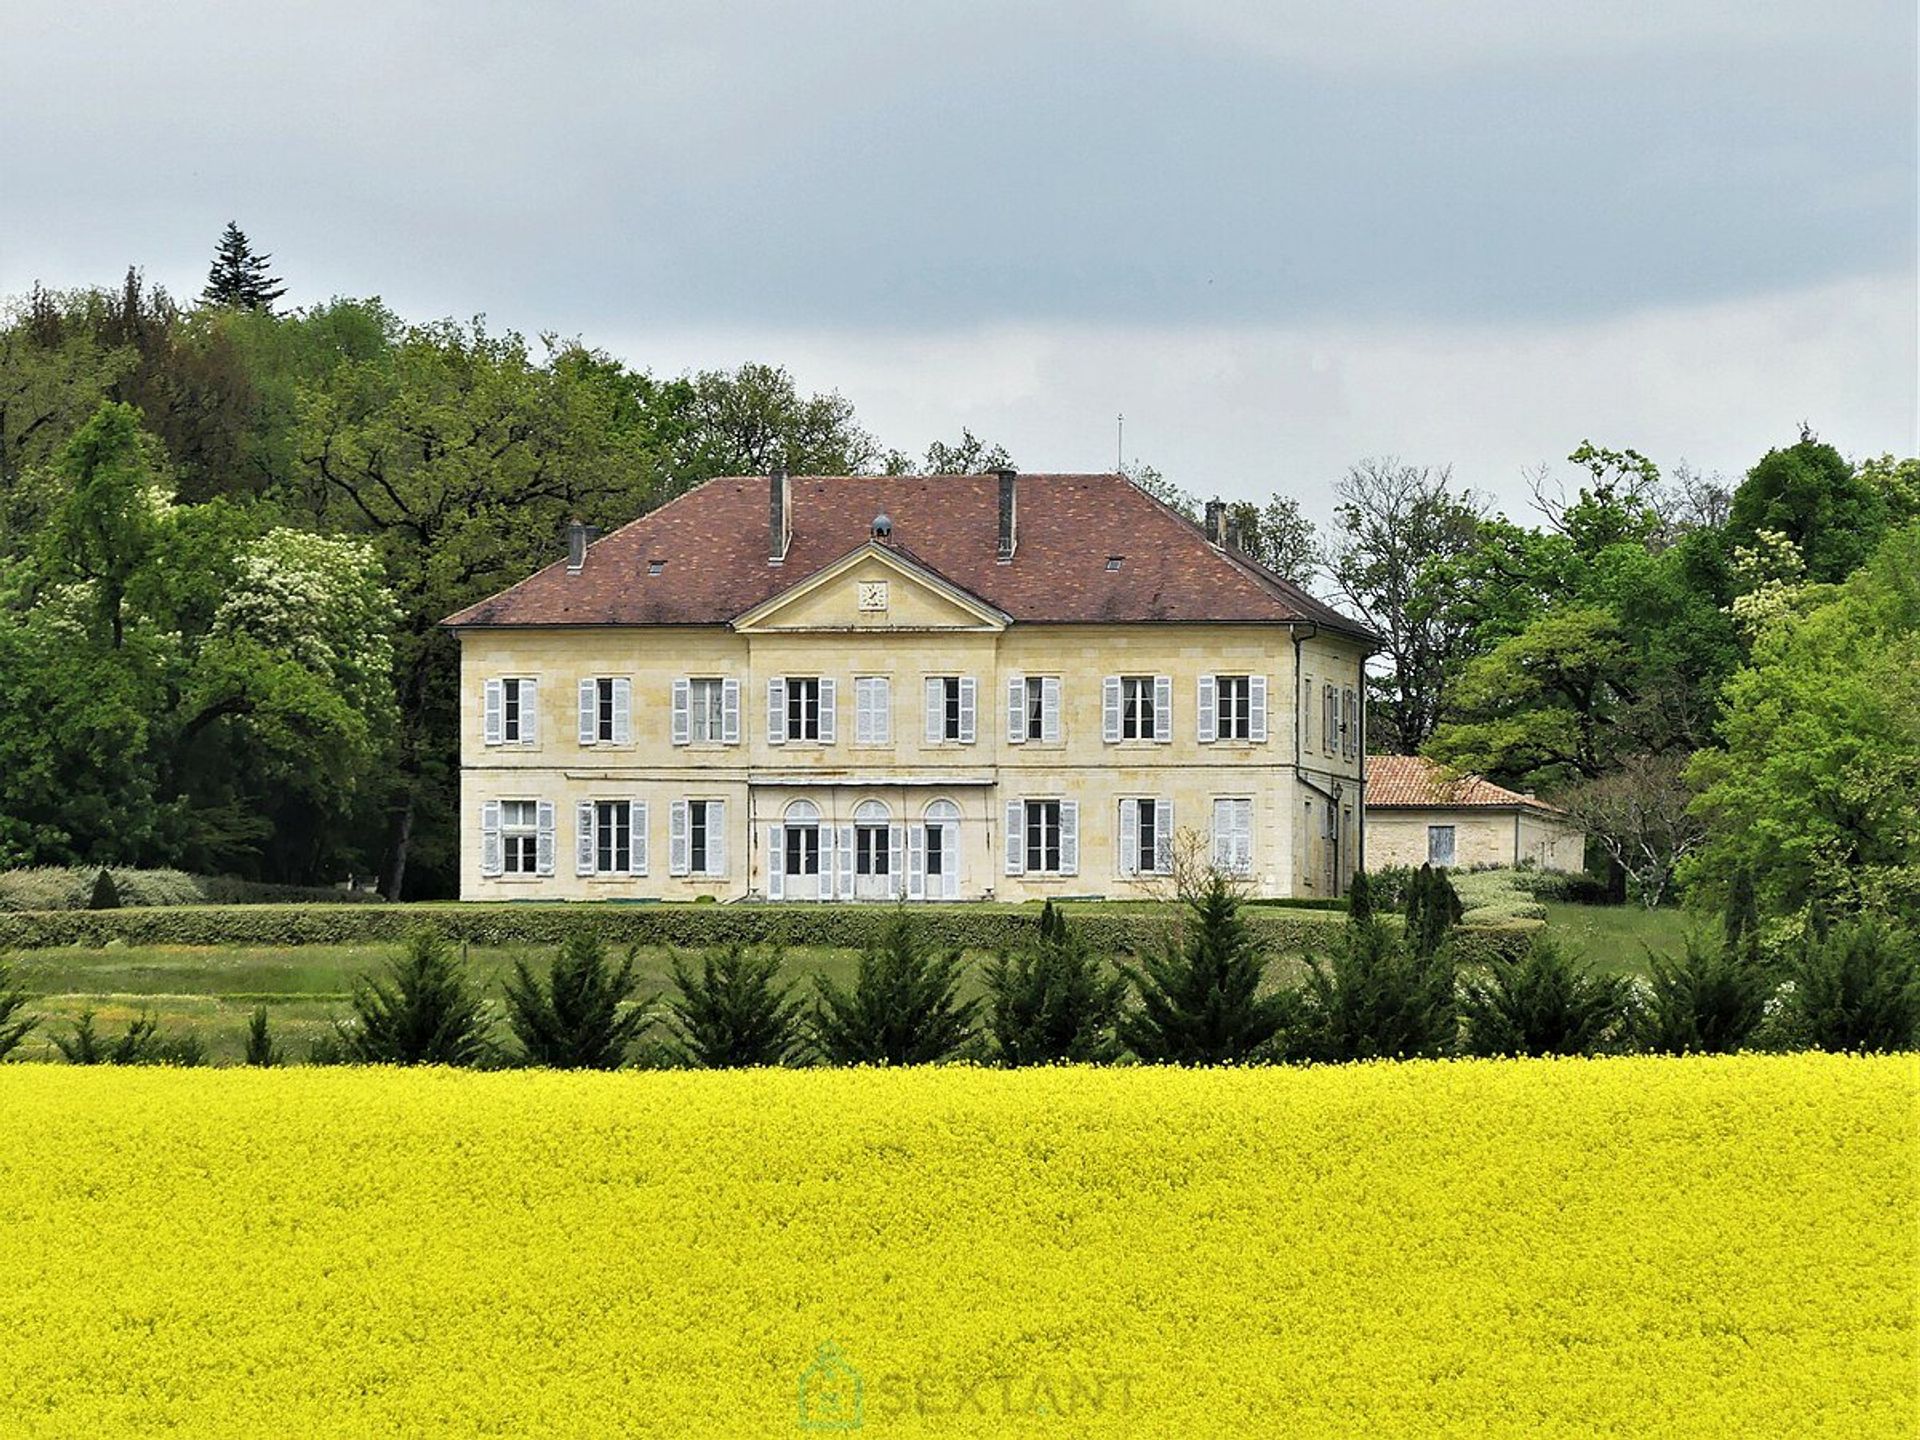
[3,0,1913,519]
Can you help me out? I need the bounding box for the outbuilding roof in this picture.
[1367,755,1565,813]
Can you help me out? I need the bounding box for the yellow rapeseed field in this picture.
[0,1055,1912,1438]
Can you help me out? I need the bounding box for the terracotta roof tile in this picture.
[441,473,1377,637]
[1367,755,1564,813]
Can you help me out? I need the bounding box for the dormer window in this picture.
[1106,556,1123,571]
[648,560,665,575]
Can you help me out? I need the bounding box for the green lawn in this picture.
[1541,901,1692,976]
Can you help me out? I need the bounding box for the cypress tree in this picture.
[1346,870,1375,924]
[1405,863,1463,962]
[984,901,1127,1064]
[812,912,979,1065]
[504,929,651,1069]
[347,929,493,1066]
[201,221,288,312]
[1119,874,1291,1064]
[0,959,36,1060]
[663,944,805,1068]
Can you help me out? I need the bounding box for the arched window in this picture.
[924,798,960,823]
[784,799,821,825]
[853,799,890,824]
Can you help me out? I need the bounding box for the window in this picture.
[484,677,538,746]
[1323,684,1339,756]
[647,560,664,575]
[1105,555,1123,571]
[694,680,730,743]
[855,826,890,876]
[1120,676,1155,739]
[1008,674,1061,743]
[1427,824,1456,867]
[915,798,961,900]
[768,676,834,744]
[1198,675,1265,743]
[924,676,976,743]
[501,800,539,874]
[1005,798,1077,876]
[671,799,726,877]
[925,820,945,878]
[854,677,892,744]
[1026,800,1061,874]
[1212,798,1253,876]
[579,799,647,876]
[1119,798,1173,876]
[578,677,631,745]
[784,824,821,877]
[1341,686,1359,758]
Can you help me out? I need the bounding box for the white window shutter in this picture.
[907,825,926,899]
[1197,675,1217,743]
[836,825,854,898]
[888,823,904,898]
[925,677,944,743]
[821,826,837,899]
[671,679,691,745]
[767,826,785,899]
[480,800,502,876]
[629,802,648,875]
[1154,800,1174,873]
[535,800,555,875]
[767,678,787,745]
[875,678,890,744]
[612,678,632,744]
[818,678,836,744]
[1154,675,1172,742]
[578,679,597,745]
[942,823,960,897]
[1005,799,1024,874]
[1212,799,1231,870]
[576,800,595,875]
[1302,676,1314,749]
[1006,674,1025,744]
[1325,686,1338,754]
[1102,676,1122,743]
[520,680,539,745]
[1250,675,1268,743]
[1041,676,1062,742]
[707,801,726,876]
[1059,800,1078,876]
[483,680,503,745]
[1118,799,1139,876]
[722,679,740,744]
[1236,800,1254,874]
[958,677,976,743]
[1344,687,1358,757]
[669,800,689,876]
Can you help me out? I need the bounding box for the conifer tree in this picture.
[1405,863,1463,961]
[504,928,651,1069]
[347,929,492,1066]
[1119,873,1291,1064]
[0,958,37,1060]
[812,912,978,1065]
[200,222,288,312]
[663,944,805,1068]
[984,900,1127,1064]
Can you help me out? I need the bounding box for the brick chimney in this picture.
[995,468,1018,561]
[769,466,791,563]
[1204,498,1226,545]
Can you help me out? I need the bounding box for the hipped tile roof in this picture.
[1367,754,1564,813]
[441,473,1376,637]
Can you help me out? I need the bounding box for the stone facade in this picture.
[1366,806,1586,873]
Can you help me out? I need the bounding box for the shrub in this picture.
[1780,916,1920,1053]
[307,1030,350,1066]
[347,930,493,1066]
[54,1010,160,1065]
[1459,937,1633,1058]
[1641,935,1771,1055]
[88,870,121,910]
[812,912,979,1065]
[662,945,805,1068]
[1119,875,1293,1065]
[1406,865,1466,958]
[151,1031,207,1067]
[504,929,652,1070]
[983,901,1127,1065]
[1346,871,1375,925]
[1446,868,1548,925]
[0,958,36,1060]
[0,867,382,912]
[1289,916,1454,1062]
[245,1006,282,1067]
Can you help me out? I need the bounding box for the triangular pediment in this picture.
[732,542,1010,633]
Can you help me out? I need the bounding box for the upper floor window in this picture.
[577,677,632,745]
[768,677,835,744]
[1341,686,1360,758]
[1322,683,1339,756]
[1104,675,1170,742]
[1199,674,1266,743]
[854,677,892,745]
[483,677,538,746]
[923,676,977,744]
[671,677,739,745]
[1007,674,1061,744]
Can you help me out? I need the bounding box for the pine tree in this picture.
[1290,915,1455,1062]
[1459,936,1631,1058]
[1119,874,1292,1064]
[504,929,651,1069]
[984,901,1128,1064]
[812,912,979,1065]
[244,1004,281,1067]
[347,929,492,1066]
[663,945,805,1068]
[201,221,288,312]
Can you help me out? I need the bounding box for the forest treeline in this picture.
[1,232,1915,926]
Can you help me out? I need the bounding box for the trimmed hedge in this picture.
[0,867,385,912]
[0,899,1536,964]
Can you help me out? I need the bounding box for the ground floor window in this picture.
[1212,798,1252,876]
[785,824,821,876]
[1025,800,1061,873]
[502,800,539,873]
[855,825,890,876]
[1427,824,1456,867]
[595,800,630,873]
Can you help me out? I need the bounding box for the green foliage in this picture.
[1289,916,1454,1062]
[1345,870,1374,925]
[244,1004,281,1067]
[1459,937,1632,1057]
[1404,864,1465,960]
[88,869,120,910]
[662,944,804,1068]
[1685,525,1920,920]
[1640,934,1770,1055]
[53,1008,168,1064]
[1445,867,1549,925]
[983,901,1127,1064]
[0,867,383,911]
[503,929,651,1069]
[1119,875,1292,1064]
[346,929,492,1066]
[1728,435,1886,585]
[1779,916,1920,1054]
[200,223,288,313]
[812,912,978,1065]
[0,957,36,1059]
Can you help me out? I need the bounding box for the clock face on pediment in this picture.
[856,580,889,611]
